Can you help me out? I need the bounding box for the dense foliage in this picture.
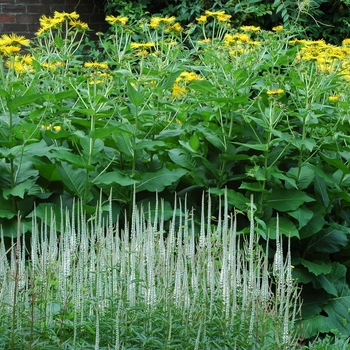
[1,8,350,344]
[104,0,350,44]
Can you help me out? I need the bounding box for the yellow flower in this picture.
[342,38,350,46]
[69,20,89,31]
[176,71,204,83]
[241,25,260,32]
[272,25,284,31]
[166,23,183,33]
[0,45,21,55]
[267,89,284,95]
[0,33,30,46]
[130,42,155,49]
[54,11,79,23]
[216,13,232,22]
[84,61,109,69]
[198,38,211,44]
[196,15,207,23]
[149,16,176,28]
[41,124,61,132]
[172,83,187,98]
[329,94,342,101]
[224,33,249,45]
[105,15,128,25]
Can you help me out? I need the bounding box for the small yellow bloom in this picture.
[172,83,187,98]
[84,61,109,69]
[342,38,350,46]
[267,89,284,95]
[149,16,176,28]
[0,33,30,46]
[69,20,89,31]
[130,42,155,49]
[272,25,284,31]
[54,11,79,23]
[196,15,207,23]
[166,22,183,33]
[216,13,232,22]
[328,94,342,101]
[241,25,260,32]
[105,15,128,25]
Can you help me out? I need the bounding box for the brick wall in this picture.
[0,0,109,39]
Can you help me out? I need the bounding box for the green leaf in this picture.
[7,94,41,111]
[56,162,87,197]
[210,188,247,211]
[239,182,270,193]
[309,225,349,254]
[127,81,144,107]
[320,153,350,174]
[265,189,315,211]
[266,216,299,238]
[189,133,200,151]
[300,259,332,277]
[314,173,330,207]
[136,168,187,192]
[286,164,315,190]
[2,180,35,199]
[93,171,137,187]
[168,148,196,170]
[268,168,298,189]
[288,206,314,229]
[189,80,215,94]
[50,149,89,168]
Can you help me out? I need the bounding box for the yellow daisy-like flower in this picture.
[84,61,109,69]
[172,83,187,98]
[0,45,21,55]
[328,94,342,101]
[130,42,155,49]
[216,13,232,22]
[149,16,176,29]
[267,88,284,95]
[241,25,260,32]
[272,25,284,31]
[105,15,129,26]
[196,15,207,23]
[54,11,79,23]
[0,33,30,47]
[224,33,249,45]
[342,38,350,46]
[165,22,183,33]
[69,20,89,31]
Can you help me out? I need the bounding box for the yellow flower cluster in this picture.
[84,61,109,70]
[240,25,260,32]
[204,10,231,22]
[172,71,204,98]
[5,54,33,73]
[0,33,30,56]
[36,11,89,36]
[223,33,261,56]
[328,94,342,101]
[41,124,61,132]
[290,38,350,76]
[149,16,176,29]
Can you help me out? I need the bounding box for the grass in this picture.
[0,191,301,349]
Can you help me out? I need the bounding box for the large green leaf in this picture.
[288,206,314,229]
[127,81,144,107]
[168,148,196,170]
[136,168,187,192]
[266,216,299,238]
[300,259,332,277]
[265,189,314,211]
[303,263,350,337]
[309,225,349,254]
[286,164,315,190]
[93,171,137,187]
[2,180,35,200]
[56,162,87,197]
